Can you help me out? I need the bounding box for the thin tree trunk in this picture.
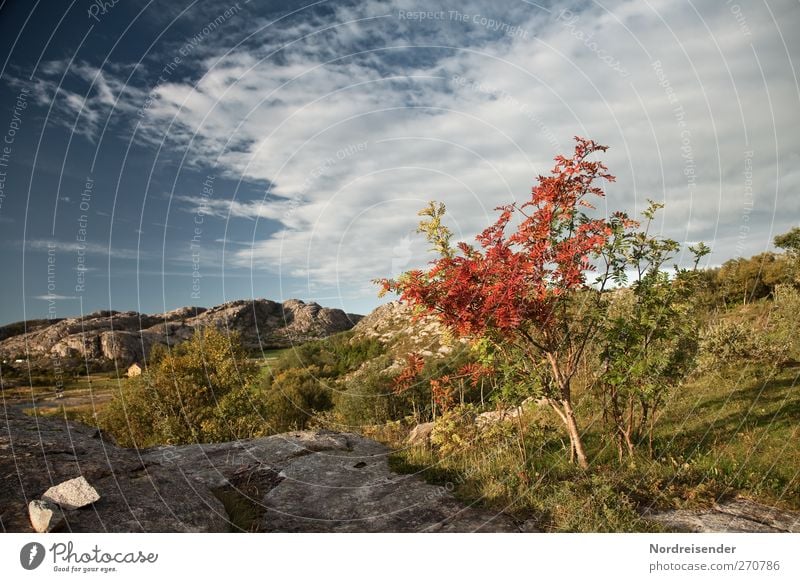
[515,412,528,466]
[547,398,574,462]
[561,398,589,469]
[622,427,635,456]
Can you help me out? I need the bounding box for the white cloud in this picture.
[34,294,77,301]
[33,0,800,304]
[25,239,150,260]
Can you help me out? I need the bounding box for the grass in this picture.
[211,487,265,532]
[383,358,799,532]
[24,403,100,426]
[650,363,800,509]
[9,372,127,429]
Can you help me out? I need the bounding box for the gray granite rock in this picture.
[645,498,800,533]
[2,407,518,533]
[1,408,229,532]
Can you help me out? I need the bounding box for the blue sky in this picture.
[0,0,798,324]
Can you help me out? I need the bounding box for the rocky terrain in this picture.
[3,406,798,533]
[644,500,800,533]
[348,300,466,379]
[0,406,518,533]
[0,299,361,373]
[353,300,451,355]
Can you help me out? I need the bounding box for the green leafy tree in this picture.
[597,201,709,459]
[717,252,792,304]
[102,327,262,446]
[774,226,800,255]
[775,226,800,284]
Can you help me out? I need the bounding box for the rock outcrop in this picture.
[0,299,361,371]
[1,407,229,532]
[351,301,465,376]
[1,407,518,533]
[645,499,800,533]
[354,301,446,353]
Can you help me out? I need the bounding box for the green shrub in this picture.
[715,252,794,304]
[332,362,408,428]
[768,284,800,359]
[101,327,263,447]
[264,366,333,431]
[271,332,385,379]
[698,320,789,371]
[430,405,479,457]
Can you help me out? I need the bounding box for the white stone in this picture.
[42,476,100,510]
[28,499,65,533]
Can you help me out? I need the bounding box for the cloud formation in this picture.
[29,0,800,308]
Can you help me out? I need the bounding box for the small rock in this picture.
[42,476,100,510]
[476,407,522,427]
[519,519,541,533]
[28,500,65,533]
[407,422,434,446]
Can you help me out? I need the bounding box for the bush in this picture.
[101,327,264,447]
[698,320,789,372]
[271,332,385,379]
[768,284,800,359]
[264,367,333,432]
[201,383,271,442]
[430,405,479,457]
[715,252,794,304]
[332,361,409,428]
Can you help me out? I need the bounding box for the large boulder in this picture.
[1,407,519,533]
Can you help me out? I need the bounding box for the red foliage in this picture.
[379,137,617,339]
[392,352,425,395]
[430,376,456,411]
[457,362,494,388]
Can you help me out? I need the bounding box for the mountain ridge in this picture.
[0,299,363,373]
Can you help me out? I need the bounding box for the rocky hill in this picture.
[0,299,361,372]
[352,301,463,358]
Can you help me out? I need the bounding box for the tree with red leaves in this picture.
[379,137,637,468]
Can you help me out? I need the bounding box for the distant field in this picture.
[4,372,129,426]
[7,349,296,424]
[252,348,292,379]
[5,349,293,424]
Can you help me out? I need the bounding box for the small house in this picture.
[126,362,143,377]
